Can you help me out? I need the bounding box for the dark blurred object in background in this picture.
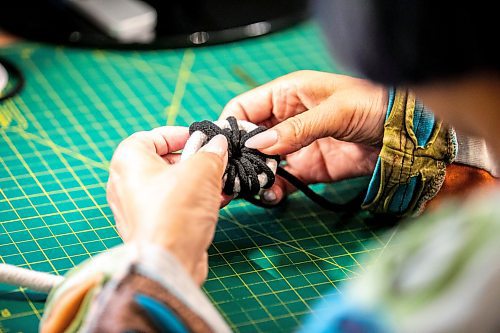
[0,0,310,49]
[314,0,500,85]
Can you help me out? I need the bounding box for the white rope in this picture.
[181,119,278,196]
[0,62,8,93]
[0,263,65,293]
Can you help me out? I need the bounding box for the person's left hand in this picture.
[220,71,385,204]
[106,127,228,285]
[269,137,379,202]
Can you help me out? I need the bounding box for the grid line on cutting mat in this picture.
[0,22,392,332]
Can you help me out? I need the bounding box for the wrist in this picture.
[130,235,199,279]
[367,86,391,147]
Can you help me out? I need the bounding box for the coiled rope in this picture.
[185,116,365,212]
[0,117,365,295]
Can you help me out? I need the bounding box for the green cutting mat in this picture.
[0,22,395,332]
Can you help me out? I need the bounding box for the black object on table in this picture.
[0,0,310,49]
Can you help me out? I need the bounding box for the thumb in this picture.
[244,102,342,155]
[178,134,228,191]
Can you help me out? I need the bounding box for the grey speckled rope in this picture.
[0,263,64,293]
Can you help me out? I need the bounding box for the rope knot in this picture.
[183,116,280,198]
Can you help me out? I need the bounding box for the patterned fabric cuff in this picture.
[362,88,457,217]
[40,244,231,333]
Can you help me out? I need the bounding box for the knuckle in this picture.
[224,98,248,120]
[273,82,301,120]
[287,116,307,140]
[289,70,317,84]
[225,97,239,110]
[128,131,149,143]
[116,131,146,151]
[277,116,308,151]
[113,130,151,157]
[293,69,313,78]
[277,80,296,97]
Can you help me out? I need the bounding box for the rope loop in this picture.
[185,116,365,212]
[189,116,280,198]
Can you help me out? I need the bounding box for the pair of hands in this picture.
[106,71,388,284]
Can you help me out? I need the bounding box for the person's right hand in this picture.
[106,127,228,285]
[220,70,388,204]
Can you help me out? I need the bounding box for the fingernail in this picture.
[202,134,228,157]
[262,190,277,203]
[245,130,278,149]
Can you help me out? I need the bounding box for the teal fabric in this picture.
[363,89,438,215]
[385,87,395,121]
[387,176,418,214]
[363,88,394,208]
[364,159,382,204]
[134,294,188,333]
[413,100,435,147]
[298,294,391,333]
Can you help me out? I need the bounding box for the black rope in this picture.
[189,116,365,213]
